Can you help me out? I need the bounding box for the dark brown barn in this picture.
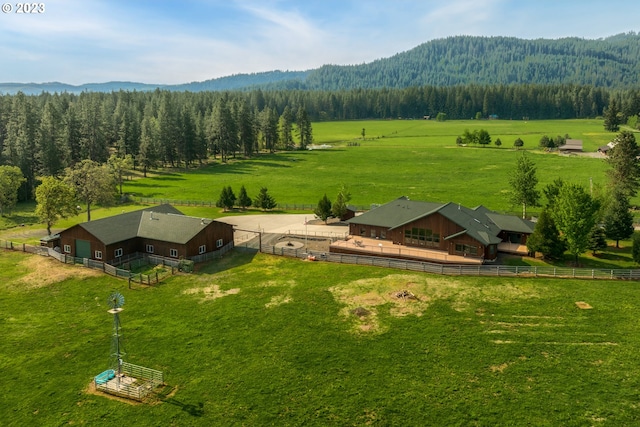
[331,197,534,263]
[57,204,234,263]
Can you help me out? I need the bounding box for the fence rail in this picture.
[236,241,640,281]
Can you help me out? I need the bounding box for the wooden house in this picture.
[57,205,234,263]
[332,197,534,263]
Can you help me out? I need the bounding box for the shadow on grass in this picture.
[162,398,205,417]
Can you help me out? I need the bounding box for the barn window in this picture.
[216,239,223,248]
[199,245,206,254]
[95,250,102,260]
[146,244,154,253]
[63,245,71,253]
[170,248,178,257]
[114,248,123,258]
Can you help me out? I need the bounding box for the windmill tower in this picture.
[107,292,126,375]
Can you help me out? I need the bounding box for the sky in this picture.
[0,0,637,85]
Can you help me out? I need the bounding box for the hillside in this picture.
[1,33,638,94]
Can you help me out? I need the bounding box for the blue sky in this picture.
[1,0,637,85]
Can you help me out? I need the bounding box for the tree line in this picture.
[509,131,640,264]
[1,84,640,203]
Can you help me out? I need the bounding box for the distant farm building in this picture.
[558,139,583,152]
[330,197,534,264]
[55,205,234,263]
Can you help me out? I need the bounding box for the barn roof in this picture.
[348,197,531,245]
[77,204,201,245]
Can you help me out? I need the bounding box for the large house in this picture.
[330,197,534,263]
[56,205,234,263]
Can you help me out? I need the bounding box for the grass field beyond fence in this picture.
[2,250,640,426]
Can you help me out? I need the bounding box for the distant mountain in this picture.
[1,33,638,94]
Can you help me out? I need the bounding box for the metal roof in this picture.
[78,204,196,245]
[348,197,530,246]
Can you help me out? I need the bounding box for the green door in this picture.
[76,239,91,258]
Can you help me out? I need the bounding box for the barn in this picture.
[330,197,534,263]
[57,204,234,264]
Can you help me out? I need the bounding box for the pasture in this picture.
[121,118,617,215]
[2,249,640,426]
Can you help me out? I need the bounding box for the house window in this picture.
[63,245,71,253]
[114,248,123,258]
[146,244,154,253]
[170,248,178,257]
[360,228,366,236]
[380,230,386,239]
[95,250,102,260]
[370,229,376,238]
[454,244,478,256]
[216,239,223,248]
[199,245,206,254]
[405,228,439,247]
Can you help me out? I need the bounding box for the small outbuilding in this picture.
[558,139,583,152]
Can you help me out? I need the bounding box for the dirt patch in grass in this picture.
[183,285,240,302]
[265,294,292,308]
[10,256,102,289]
[329,274,541,334]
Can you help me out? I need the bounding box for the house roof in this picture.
[558,139,583,151]
[77,204,210,245]
[348,197,444,228]
[348,197,532,246]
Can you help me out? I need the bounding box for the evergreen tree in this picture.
[526,209,566,260]
[494,138,502,147]
[508,152,540,218]
[138,113,159,177]
[587,226,608,255]
[0,165,26,216]
[314,194,332,224]
[279,106,294,150]
[332,184,352,220]
[237,185,252,210]
[603,98,622,132]
[216,186,236,211]
[295,106,312,150]
[477,129,491,146]
[603,188,634,248]
[606,131,640,197]
[513,137,524,149]
[253,187,276,210]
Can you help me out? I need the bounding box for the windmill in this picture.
[107,291,126,376]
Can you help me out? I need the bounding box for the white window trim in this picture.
[199,245,206,254]
[146,244,154,254]
[216,239,223,248]
[114,248,123,257]
[63,245,71,253]
[95,250,103,260]
[170,248,178,258]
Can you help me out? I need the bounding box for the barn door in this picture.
[75,239,91,258]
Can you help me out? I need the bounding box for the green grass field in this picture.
[2,250,640,426]
[120,119,616,214]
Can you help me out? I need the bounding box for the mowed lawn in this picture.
[2,249,640,426]
[121,119,619,214]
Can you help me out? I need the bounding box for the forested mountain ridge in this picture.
[300,33,640,90]
[1,33,638,95]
